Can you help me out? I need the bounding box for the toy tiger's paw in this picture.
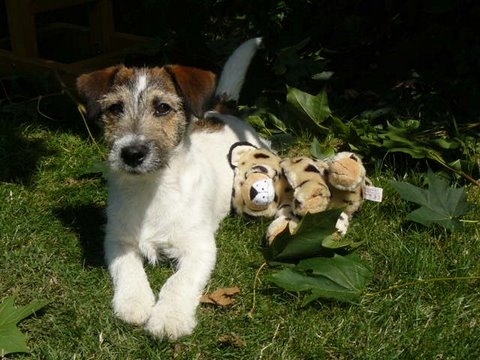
[265,204,300,244]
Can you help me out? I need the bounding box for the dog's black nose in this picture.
[121,144,149,167]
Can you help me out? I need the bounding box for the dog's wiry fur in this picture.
[77,38,267,339]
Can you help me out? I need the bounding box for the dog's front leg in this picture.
[145,232,216,340]
[105,240,156,325]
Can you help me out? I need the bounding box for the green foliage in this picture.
[268,254,373,306]
[1,115,479,358]
[2,2,480,356]
[272,38,327,87]
[286,86,331,132]
[262,209,360,262]
[0,297,48,356]
[253,84,479,183]
[261,210,370,305]
[390,170,471,230]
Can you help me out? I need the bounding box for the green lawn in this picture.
[1,97,479,359]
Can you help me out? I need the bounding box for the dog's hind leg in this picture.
[144,230,217,340]
[105,240,156,325]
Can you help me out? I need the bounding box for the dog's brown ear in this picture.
[165,65,217,118]
[76,65,123,120]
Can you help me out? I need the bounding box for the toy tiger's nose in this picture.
[249,178,275,207]
[121,144,149,167]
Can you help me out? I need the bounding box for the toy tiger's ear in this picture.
[228,142,258,168]
[164,65,217,118]
[76,65,123,120]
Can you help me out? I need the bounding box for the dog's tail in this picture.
[214,37,262,108]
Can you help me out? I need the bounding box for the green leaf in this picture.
[267,254,372,305]
[274,37,311,75]
[389,170,471,230]
[311,71,334,81]
[261,208,343,262]
[430,138,460,150]
[267,113,288,133]
[0,297,48,356]
[359,107,393,120]
[0,326,29,356]
[321,236,365,250]
[387,181,430,207]
[310,137,335,159]
[286,87,331,130]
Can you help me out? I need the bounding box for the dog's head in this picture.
[77,65,216,174]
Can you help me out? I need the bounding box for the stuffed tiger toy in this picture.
[228,142,369,244]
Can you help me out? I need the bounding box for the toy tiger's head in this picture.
[228,142,290,217]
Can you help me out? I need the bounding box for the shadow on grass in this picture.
[0,71,102,134]
[0,72,103,185]
[0,117,53,185]
[55,204,106,268]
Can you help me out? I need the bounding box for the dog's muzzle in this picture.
[121,144,149,168]
[109,135,160,174]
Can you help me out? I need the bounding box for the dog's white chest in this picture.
[106,174,178,255]
[106,152,224,264]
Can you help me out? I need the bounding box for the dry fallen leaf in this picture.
[218,333,246,348]
[200,286,240,306]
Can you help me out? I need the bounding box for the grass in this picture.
[1,92,480,360]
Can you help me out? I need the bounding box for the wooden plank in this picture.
[88,0,114,53]
[31,0,97,14]
[0,35,148,87]
[5,0,38,57]
[0,48,76,84]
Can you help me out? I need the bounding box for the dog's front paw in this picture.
[144,303,196,340]
[113,292,155,326]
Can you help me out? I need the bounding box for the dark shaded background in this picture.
[109,0,480,122]
[1,0,479,183]
[1,0,479,119]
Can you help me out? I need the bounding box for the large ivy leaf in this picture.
[260,202,371,305]
[267,254,372,305]
[261,208,344,262]
[310,137,336,159]
[0,297,48,356]
[286,87,331,131]
[390,170,471,230]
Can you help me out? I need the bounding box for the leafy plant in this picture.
[252,84,480,184]
[389,170,471,231]
[286,86,332,132]
[268,254,372,306]
[262,209,360,262]
[0,297,48,356]
[272,37,328,88]
[261,210,371,305]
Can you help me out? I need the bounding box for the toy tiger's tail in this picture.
[211,37,262,113]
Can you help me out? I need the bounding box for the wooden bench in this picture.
[0,0,148,86]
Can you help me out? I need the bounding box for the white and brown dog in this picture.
[76,38,268,339]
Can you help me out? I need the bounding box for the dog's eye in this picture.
[107,102,124,116]
[153,102,172,117]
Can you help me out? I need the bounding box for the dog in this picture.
[76,38,268,339]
